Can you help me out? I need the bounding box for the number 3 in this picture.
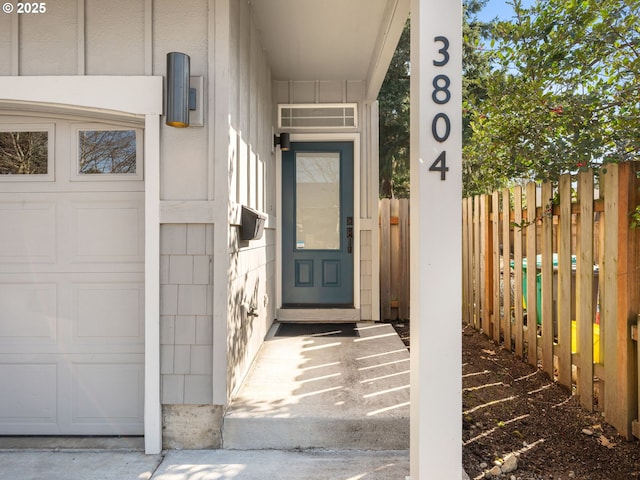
[433,36,449,67]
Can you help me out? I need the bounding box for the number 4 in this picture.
[429,151,449,180]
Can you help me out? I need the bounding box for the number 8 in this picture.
[432,75,451,105]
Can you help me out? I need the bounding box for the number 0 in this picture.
[431,113,451,143]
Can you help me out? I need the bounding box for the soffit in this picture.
[250,0,409,98]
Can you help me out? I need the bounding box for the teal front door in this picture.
[282,142,354,307]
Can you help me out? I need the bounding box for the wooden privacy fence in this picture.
[379,198,410,321]
[462,162,640,440]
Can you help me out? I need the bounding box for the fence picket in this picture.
[474,196,481,330]
[462,198,471,325]
[492,191,501,343]
[481,195,491,332]
[469,197,475,325]
[513,186,524,358]
[602,166,617,422]
[502,188,512,351]
[577,170,594,411]
[390,199,401,314]
[525,182,538,367]
[557,175,572,388]
[380,199,391,320]
[399,199,410,320]
[541,181,554,377]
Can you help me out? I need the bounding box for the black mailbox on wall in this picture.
[240,205,266,241]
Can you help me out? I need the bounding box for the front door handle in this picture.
[347,226,353,253]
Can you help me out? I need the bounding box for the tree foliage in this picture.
[378,0,494,198]
[464,0,640,196]
[379,19,411,199]
[463,0,494,143]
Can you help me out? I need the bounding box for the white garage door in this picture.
[0,116,144,435]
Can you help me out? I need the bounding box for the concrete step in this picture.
[223,416,409,450]
[222,322,410,450]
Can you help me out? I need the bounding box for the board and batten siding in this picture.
[2,0,276,420]
[225,0,277,399]
[2,1,381,448]
[0,0,210,200]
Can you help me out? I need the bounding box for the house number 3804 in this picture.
[429,36,451,180]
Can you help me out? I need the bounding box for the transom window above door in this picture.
[0,124,54,181]
[73,126,143,180]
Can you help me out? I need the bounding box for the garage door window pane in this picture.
[0,131,48,175]
[79,130,137,174]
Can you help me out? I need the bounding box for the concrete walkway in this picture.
[0,450,163,480]
[0,322,469,479]
[224,322,410,450]
[0,449,409,480]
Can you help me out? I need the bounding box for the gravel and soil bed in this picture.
[390,320,640,479]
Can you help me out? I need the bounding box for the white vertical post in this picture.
[144,113,162,454]
[409,0,463,477]
[211,0,231,405]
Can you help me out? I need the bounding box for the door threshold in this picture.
[281,303,354,309]
[277,307,360,322]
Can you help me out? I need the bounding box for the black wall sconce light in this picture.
[273,132,290,151]
[166,52,197,128]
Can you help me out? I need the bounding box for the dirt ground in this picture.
[390,320,640,480]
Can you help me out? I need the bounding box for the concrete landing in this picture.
[223,322,410,450]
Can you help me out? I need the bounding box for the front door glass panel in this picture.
[295,152,340,250]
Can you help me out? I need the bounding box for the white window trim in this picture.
[0,76,163,455]
[0,123,55,182]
